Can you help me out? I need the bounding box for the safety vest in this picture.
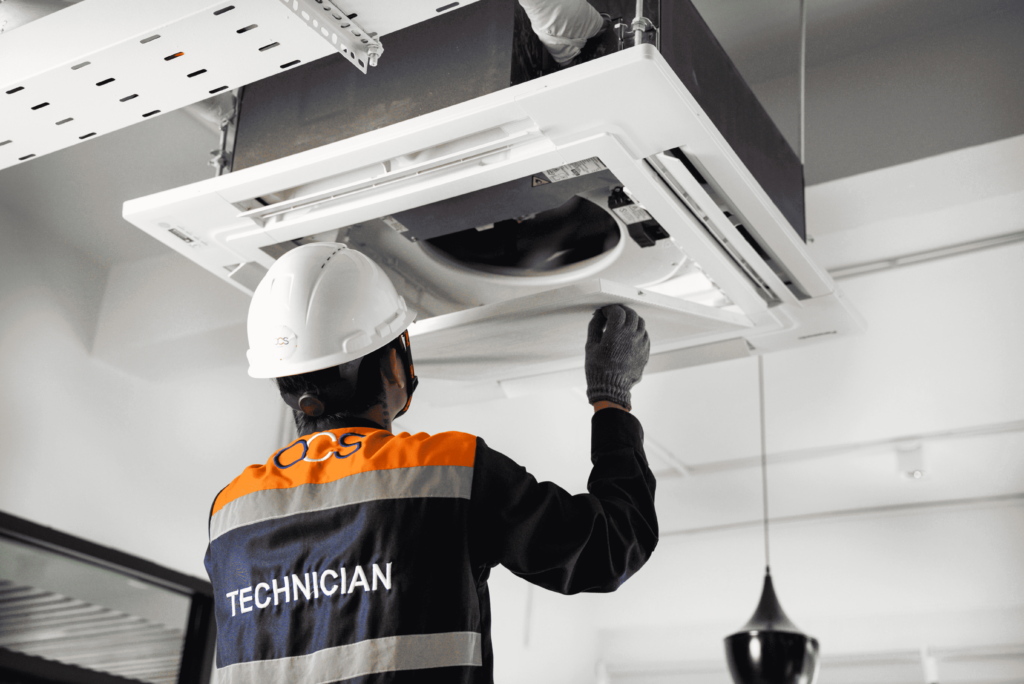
[204,427,483,682]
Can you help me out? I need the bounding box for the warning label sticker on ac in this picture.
[543,157,607,183]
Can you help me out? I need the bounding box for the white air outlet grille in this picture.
[236,121,540,225]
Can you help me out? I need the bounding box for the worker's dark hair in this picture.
[274,337,405,435]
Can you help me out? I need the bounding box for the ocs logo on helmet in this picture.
[271,326,298,360]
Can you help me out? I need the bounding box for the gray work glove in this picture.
[585,304,651,410]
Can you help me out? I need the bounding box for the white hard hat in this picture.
[246,243,417,379]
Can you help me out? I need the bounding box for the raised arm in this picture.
[468,305,657,593]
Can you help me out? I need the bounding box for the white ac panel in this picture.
[123,46,863,383]
[0,0,478,170]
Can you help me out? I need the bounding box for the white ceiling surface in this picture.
[0,1,1023,681]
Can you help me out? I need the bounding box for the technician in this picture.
[205,243,658,683]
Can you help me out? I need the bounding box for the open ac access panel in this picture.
[123,0,863,387]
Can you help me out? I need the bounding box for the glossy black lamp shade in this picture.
[724,573,820,684]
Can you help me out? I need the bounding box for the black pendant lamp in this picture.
[724,356,820,684]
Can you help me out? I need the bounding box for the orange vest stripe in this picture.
[211,429,476,516]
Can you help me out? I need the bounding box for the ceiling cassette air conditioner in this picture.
[124,42,863,383]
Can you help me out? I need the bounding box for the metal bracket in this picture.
[612,20,628,51]
[286,0,383,73]
[208,92,238,176]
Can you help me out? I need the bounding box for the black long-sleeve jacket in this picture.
[204,408,657,683]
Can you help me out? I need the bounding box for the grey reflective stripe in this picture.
[216,631,482,683]
[210,465,472,541]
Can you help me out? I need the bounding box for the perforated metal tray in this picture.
[0,0,480,170]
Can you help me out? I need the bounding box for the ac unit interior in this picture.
[121,11,862,383]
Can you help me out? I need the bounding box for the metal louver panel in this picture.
[0,579,185,684]
[0,513,213,684]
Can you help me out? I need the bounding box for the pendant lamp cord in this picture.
[798,0,807,164]
[758,355,771,573]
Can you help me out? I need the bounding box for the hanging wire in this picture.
[798,0,807,164]
[758,355,771,572]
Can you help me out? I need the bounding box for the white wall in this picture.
[0,203,281,578]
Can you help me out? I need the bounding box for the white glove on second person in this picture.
[517,0,604,65]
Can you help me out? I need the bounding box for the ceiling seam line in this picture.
[827,229,1024,280]
[660,491,1024,537]
[671,418,1024,476]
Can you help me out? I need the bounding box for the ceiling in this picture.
[2,0,1022,273]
